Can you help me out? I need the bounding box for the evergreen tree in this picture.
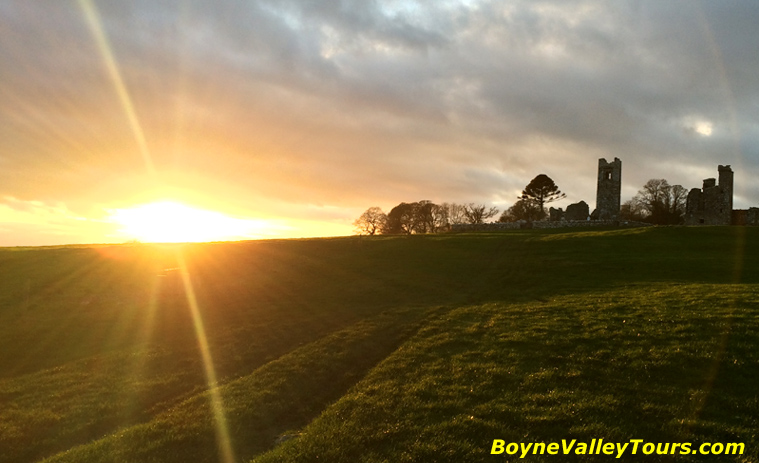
[520,174,566,219]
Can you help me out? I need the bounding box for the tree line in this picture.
[355,173,690,235]
[354,174,566,235]
[354,202,499,236]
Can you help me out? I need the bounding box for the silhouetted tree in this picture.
[427,202,451,232]
[463,203,499,224]
[384,202,418,234]
[620,199,647,221]
[415,200,440,233]
[353,207,387,235]
[384,201,447,234]
[500,198,542,222]
[441,202,467,226]
[520,174,566,219]
[631,179,686,224]
[670,185,688,221]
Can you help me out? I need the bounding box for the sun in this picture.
[109,201,272,243]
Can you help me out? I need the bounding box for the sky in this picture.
[1,0,758,246]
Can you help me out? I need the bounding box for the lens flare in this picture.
[177,251,236,463]
[77,0,155,175]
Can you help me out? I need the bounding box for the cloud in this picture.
[0,196,109,246]
[1,0,759,245]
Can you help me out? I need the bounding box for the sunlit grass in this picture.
[175,251,234,463]
[254,285,759,463]
[0,227,758,463]
[40,307,430,463]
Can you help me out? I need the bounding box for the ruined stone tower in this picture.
[593,157,621,220]
[719,165,734,214]
[685,165,733,225]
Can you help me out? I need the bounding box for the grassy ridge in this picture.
[1,227,758,462]
[41,307,431,463]
[254,285,759,462]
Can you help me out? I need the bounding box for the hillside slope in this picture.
[1,227,757,462]
[253,285,759,462]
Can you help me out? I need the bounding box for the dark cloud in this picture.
[1,0,759,244]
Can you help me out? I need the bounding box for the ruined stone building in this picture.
[540,159,756,227]
[549,201,590,221]
[684,165,759,225]
[592,157,621,220]
[732,208,759,226]
[552,157,621,222]
[685,165,733,225]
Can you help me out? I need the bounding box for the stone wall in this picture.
[750,208,759,225]
[732,207,759,226]
[451,220,650,232]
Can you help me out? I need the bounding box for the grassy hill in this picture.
[1,227,757,462]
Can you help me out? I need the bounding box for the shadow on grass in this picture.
[252,284,759,463]
[2,227,757,463]
[42,306,437,463]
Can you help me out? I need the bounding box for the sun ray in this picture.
[176,250,236,463]
[77,0,156,175]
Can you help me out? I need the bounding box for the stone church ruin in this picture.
[454,157,758,232]
[549,201,590,222]
[541,158,757,227]
[591,157,622,220]
[685,165,733,225]
[684,165,759,226]
[550,157,621,223]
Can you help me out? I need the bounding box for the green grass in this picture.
[254,285,758,462]
[1,227,757,462]
[40,307,432,463]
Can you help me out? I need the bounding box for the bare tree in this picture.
[353,207,387,235]
[463,203,499,224]
[414,201,438,233]
[637,179,670,207]
[442,202,468,225]
[620,199,647,221]
[429,203,450,232]
[670,185,688,219]
[630,179,687,224]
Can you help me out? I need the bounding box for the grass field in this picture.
[1,227,757,462]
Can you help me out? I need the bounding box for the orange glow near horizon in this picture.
[109,201,279,243]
